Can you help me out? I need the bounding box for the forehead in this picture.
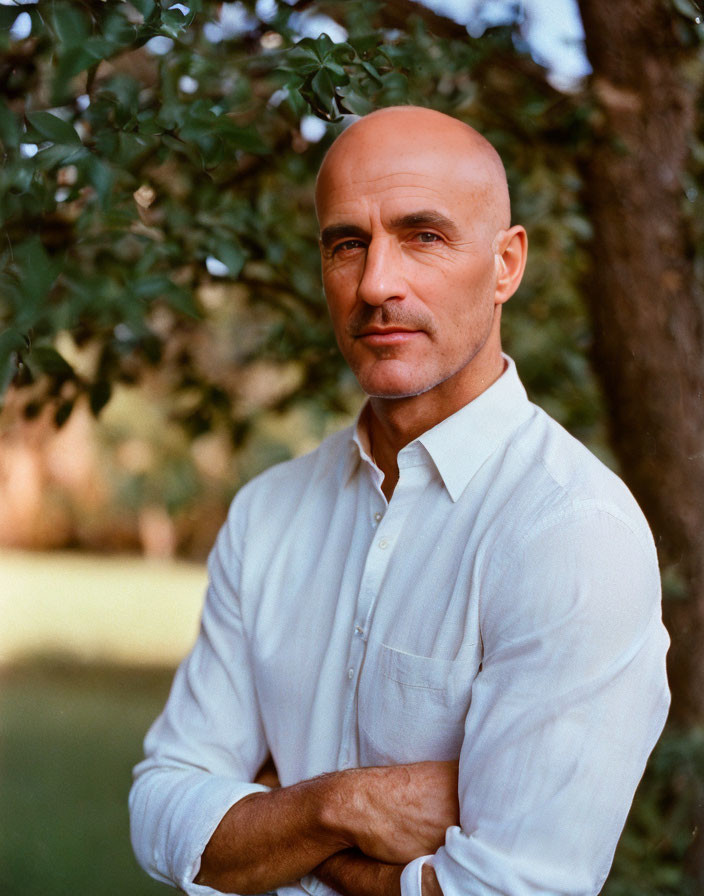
[316,149,491,229]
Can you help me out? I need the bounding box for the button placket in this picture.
[337,458,431,771]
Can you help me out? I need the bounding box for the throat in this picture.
[367,413,400,501]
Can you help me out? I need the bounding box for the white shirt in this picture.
[130,356,670,896]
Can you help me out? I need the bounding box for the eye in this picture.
[332,239,366,256]
[414,232,442,244]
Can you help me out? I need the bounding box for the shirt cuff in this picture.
[299,873,341,896]
[172,778,272,895]
[401,855,434,896]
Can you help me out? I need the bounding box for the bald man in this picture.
[130,108,669,896]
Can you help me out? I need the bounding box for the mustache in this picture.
[346,305,436,338]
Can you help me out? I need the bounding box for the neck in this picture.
[366,351,506,501]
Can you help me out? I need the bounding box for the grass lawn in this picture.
[0,550,211,895]
[0,661,177,896]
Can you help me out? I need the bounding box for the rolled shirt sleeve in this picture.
[129,501,272,895]
[404,508,670,896]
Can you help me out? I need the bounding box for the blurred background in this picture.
[2,0,704,893]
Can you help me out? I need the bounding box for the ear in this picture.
[493,225,528,306]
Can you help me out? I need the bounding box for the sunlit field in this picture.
[0,549,206,667]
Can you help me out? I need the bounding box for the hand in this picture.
[315,849,403,896]
[422,864,443,896]
[342,761,459,865]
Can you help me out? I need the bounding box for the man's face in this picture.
[316,117,510,403]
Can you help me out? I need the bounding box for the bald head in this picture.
[315,106,511,235]
[315,105,528,408]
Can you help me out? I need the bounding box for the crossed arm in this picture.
[195,760,455,895]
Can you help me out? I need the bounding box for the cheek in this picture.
[323,271,358,320]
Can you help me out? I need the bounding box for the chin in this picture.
[357,376,437,400]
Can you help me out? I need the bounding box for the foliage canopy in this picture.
[1,0,605,455]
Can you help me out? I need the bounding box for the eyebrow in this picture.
[388,210,460,239]
[319,223,369,250]
[319,209,460,250]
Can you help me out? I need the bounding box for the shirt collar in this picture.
[345,355,534,502]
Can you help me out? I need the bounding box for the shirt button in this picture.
[378,538,389,549]
[374,512,382,522]
[347,667,354,679]
[355,625,364,636]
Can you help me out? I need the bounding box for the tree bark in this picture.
[576,0,704,725]
[576,1,704,879]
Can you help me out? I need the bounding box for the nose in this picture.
[356,236,407,306]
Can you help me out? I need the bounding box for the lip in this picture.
[356,328,423,345]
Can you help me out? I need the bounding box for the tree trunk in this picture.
[576,0,704,876]
[576,0,704,723]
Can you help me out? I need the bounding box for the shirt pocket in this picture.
[357,641,480,766]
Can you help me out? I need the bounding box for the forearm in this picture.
[314,849,403,896]
[314,850,443,896]
[195,760,458,894]
[195,771,352,894]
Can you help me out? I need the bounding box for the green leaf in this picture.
[380,71,409,101]
[161,7,193,39]
[30,345,75,379]
[0,7,21,30]
[214,120,267,154]
[311,33,335,60]
[54,398,75,428]
[0,100,20,150]
[360,59,384,84]
[33,143,89,169]
[132,275,174,299]
[10,238,61,326]
[286,42,324,70]
[213,240,247,278]
[89,380,112,416]
[337,87,374,117]
[323,61,347,80]
[164,287,200,318]
[85,157,115,207]
[311,68,337,109]
[51,3,89,49]
[348,33,383,56]
[330,42,356,65]
[26,111,81,146]
[53,48,101,90]
[130,0,157,17]
[284,88,308,118]
[80,36,115,64]
[0,327,27,394]
[0,328,27,361]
